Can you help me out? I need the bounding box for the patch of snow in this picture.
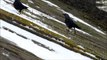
[5,0,14,3]
[96,1,101,4]
[77,45,85,49]
[28,0,34,4]
[41,0,59,8]
[2,52,9,57]
[24,11,39,19]
[76,28,92,36]
[85,52,96,58]
[99,6,106,8]
[28,7,65,25]
[0,0,19,14]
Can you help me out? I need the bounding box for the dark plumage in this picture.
[63,13,81,33]
[13,0,28,13]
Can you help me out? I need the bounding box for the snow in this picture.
[76,28,92,36]
[24,11,39,19]
[41,0,59,8]
[0,0,19,14]
[28,7,65,25]
[28,0,34,4]
[77,45,85,49]
[85,52,96,58]
[0,20,92,60]
[96,0,107,4]
[2,52,9,57]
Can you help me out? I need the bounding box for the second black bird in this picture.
[13,0,28,13]
[63,13,81,33]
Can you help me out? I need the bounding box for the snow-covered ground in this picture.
[0,0,105,59]
[0,20,92,60]
[96,0,107,12]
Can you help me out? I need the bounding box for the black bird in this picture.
[63,13,81,33]
[13,0,28,13]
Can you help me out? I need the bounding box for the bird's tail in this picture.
[75,25,81,29]
[24,6,28,9]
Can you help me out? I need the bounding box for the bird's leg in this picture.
[66,28,70,32]
[19,10,22,14]
[74,28,76,35]
[66,28,72,38]
[66,28,70,35]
